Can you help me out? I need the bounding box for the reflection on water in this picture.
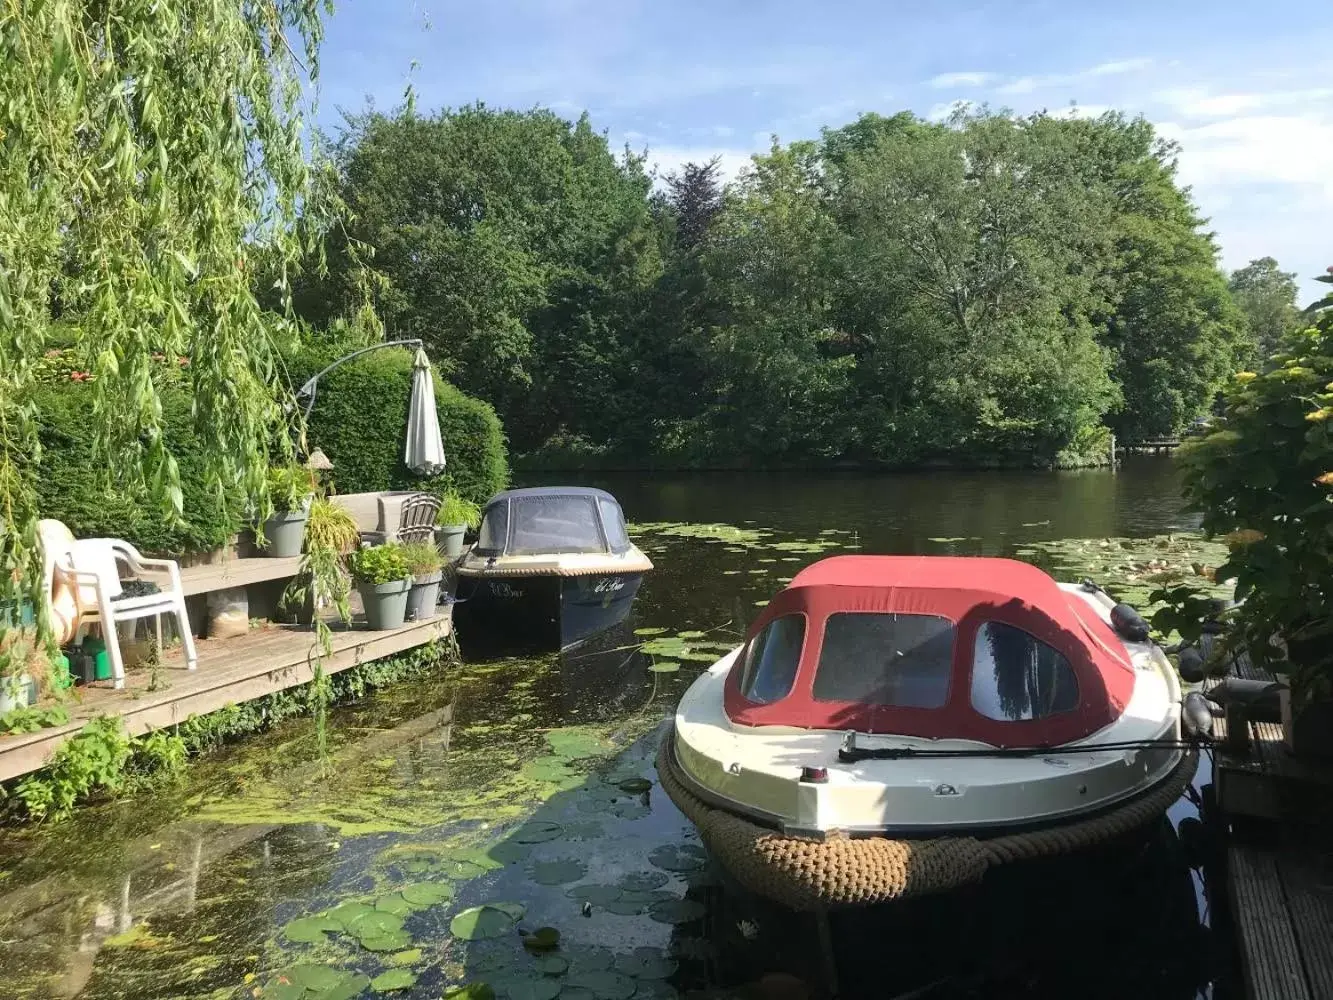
[0,460,1234,999]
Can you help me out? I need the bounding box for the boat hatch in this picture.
[474,487,632,558]
[723,556,1136,748]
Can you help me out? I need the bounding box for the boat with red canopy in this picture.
[657,555,1200,908]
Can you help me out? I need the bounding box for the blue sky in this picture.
[316,0,1333,300]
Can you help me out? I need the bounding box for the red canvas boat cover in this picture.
[723,556,1137,747]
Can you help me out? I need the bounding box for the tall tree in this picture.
[1229,256,1302,361]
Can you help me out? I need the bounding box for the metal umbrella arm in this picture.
[294,339,424,422]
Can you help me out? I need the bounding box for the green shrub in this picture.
[349,543,410,585]
[1178,272,1333,704]
[401,539,443,577]
[27,382,245,555]
[439,491,482,529]
[291,343,508,505]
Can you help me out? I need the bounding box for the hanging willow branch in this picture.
[0,1,334,618]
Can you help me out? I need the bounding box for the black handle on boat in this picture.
[837,736,1207,763]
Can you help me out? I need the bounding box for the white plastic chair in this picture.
[39,520,198,689]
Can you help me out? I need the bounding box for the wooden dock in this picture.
[1208,652,1333,1000]
[0,608,451,784]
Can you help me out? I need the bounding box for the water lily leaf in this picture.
[601,897,649,916]
[619,871,669,891]
[358,930,413,952]
[496,979,560,1000]
[283,916,339,944]
[348,910,405,939]
[620,889,675,905]
[446,847,509,871]
[529,859,587,885]
[648,844,708,872]
[374,894,414,916]
[324,902,376,930]
[521,756,581,785]
[492,901,527,921]
[675,630,706,639]
[648,898,707,925]
[441,859,490,880]
[264,981,306,1000]
[287,964,344,990]
[450,905,517,941]
[537,955,569,975]
[617,777,653,793]
[565,970,637,1000]
[634,984,680,1000]
[545,728,610,760]
[633,627,668,636]
[561,821,605,841]
[400,882,454,906]
[646,662,679,674]
[614,948,678,980]
[481,841,531,865]
[563,945,614,971]
[522,926,560,950]
[512,821,564,844]
[560,991,596,1000]
[567,884,622,905]
[609,800,650,820]
[443,985,496,1000]
[370,969,417,992]
[323,973,372,1000]
[387,949,422,967]
[466,949,511,973]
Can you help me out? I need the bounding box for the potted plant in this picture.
[349,542,412,630]
[1,629,48,713]
[261,465,317,558]
[436,491,482,560]
[402,540,445,621]
[280,497,361,625]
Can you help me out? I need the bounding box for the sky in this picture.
[315,0,1333,301]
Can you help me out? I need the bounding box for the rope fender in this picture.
[655,725,1198,910]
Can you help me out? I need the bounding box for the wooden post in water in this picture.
[1109,432,1117,471]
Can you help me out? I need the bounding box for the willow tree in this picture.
[0,2,331,625]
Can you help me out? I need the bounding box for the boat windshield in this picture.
[812,612,955,709]
[505,495,607,556]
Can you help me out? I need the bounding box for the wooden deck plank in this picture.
[1278,847,1333,1000]
[1230,845,1313,1000]
[178,555,303,596]
[0,609,451,784]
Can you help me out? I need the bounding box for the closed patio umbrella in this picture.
[405,348,446,476]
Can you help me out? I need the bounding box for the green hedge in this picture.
[29,383,245,555]
[291,344,508,504]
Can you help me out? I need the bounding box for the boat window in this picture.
[813,613,955,708]
[476,502,509,554]
[739,615,806,705]
[971,621,1080,721]
[507,495,606,556]
[598,497,631,553]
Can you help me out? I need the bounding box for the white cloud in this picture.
[1158,115,1333,196]
[1155,86,1333,118]
[1086,58,1153,77]
[995,57,1152,95]
[929,71,996,89]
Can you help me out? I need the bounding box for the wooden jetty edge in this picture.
[1209,652,1333,1000]
[0,608,452,785]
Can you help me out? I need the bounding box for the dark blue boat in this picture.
[452,487,653,651]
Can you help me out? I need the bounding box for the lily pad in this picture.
[563,945,615,971]
[530,859,587,885]
[617,777,653,794]
[481,841,531,865]
[324,901,376,930]
[647,662,680,674]
[288,965,345,991]
[602,897,650,916]
[619,871,669,892]
[633,627,668,636]
[562,821,606,841]
[609,800,650,820]
[615,948,678,980]
[512,821,564,844]
[492,901,527,921]
[565,970,637,1000]
[263,981,306,1000]
[348,910,405,940]
[400,881,455,906]
[359,930,413,952]
[325,974,373,1000]
[451,905,518,941]
[567,884,623,906]
[648,844,709,873]
[546,728,610,760]
[283,915,340,944]
[537,955,569,975]
[634,984,680,1000]
[522,757,581,785]
[387,949,422,967]
[675,630,706,639]
[441,859,490,880]
[522,926,560,950]
[370,969,417,992]
[374,894,414,916]
[496,979,560,1000]
[648,898,707,925]
[447,847,510,871]
[444,986,497,1000]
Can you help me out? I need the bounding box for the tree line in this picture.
[288,102,1306,469]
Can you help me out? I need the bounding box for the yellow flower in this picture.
[1317,472,1333,486]
[1234,372,1257,383]
[1224,529,1265,549]
[1306,408,1333,423]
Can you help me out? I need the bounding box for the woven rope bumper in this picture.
[656,727,1197,910]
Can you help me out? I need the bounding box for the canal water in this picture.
[0,458,1233,1000]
